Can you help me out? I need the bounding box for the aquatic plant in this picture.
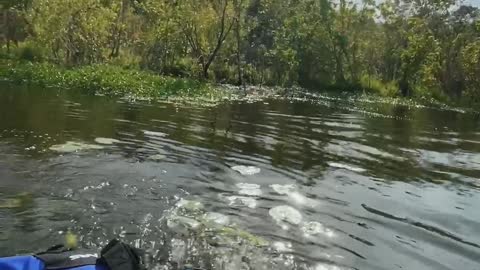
[166,199,268,248]
[65,231,78,249]
[0,192,33,210]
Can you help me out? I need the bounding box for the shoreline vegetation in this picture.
[0,58,221,100]
[0,57,408,100]
[1,0,479,105]
[0,57,475,111]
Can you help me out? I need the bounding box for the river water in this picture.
[0,82,479,270]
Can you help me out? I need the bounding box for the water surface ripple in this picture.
[0,83,479,270]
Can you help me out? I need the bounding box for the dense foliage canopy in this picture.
[1,0,479,101]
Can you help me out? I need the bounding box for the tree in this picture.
[2,0,479,101]
[1,0,31,52]
[177,0,235,79]
[29,0,116,65]
[109,0,130,58]
[233,0,245,88]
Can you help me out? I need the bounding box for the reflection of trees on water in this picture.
[2,83,480,187]
[361,103,480,184]
[1,84,329,177]
[0,85,336,182]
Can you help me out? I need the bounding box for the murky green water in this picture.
[1,82,479,270]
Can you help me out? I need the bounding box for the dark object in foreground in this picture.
[0,239,145,270]
[100,239,145,270]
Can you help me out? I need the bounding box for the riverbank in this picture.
[0,59,222,100]
[1,59,475,111]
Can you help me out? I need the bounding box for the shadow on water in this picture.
[0,82,480,269]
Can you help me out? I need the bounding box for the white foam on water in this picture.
[237,183,262,196]
[269,205,303,225]
[289,191,314,206]
[327,162,366,173]
[167,216,201,235]
[272,241,293,253]
[270,184,318,207]
[203,212,230,226]
[143,130,167,137]
[301,221,335,238]
[94,137,121,145]
[83,181,110,191]
[176,199,204,212]
[314,264,348,270]
[49,141,104,153]
[231,165,261,175]
[226,196,257,209]
[170,238,187,264]
[270,184,296,195]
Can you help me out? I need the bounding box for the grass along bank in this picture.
[0,59,222,100]
[2,59,474,110]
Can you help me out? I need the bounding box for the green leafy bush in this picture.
[360,75,399,97]
[106,50,141,69]
[19,45,45,62]
[0,60,218,99]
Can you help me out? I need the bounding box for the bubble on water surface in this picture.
[231,165,261,175]
[236,183,262,196]
[269,205,303,225]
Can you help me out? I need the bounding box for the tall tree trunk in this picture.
[399,72,410,97]
[233,0,245,94]
[5,10,10,53]
[203,61,210,79]
[235,19,243,85]
[202,0,234,79]
[334,47,345,84]
[110,0,129,58]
